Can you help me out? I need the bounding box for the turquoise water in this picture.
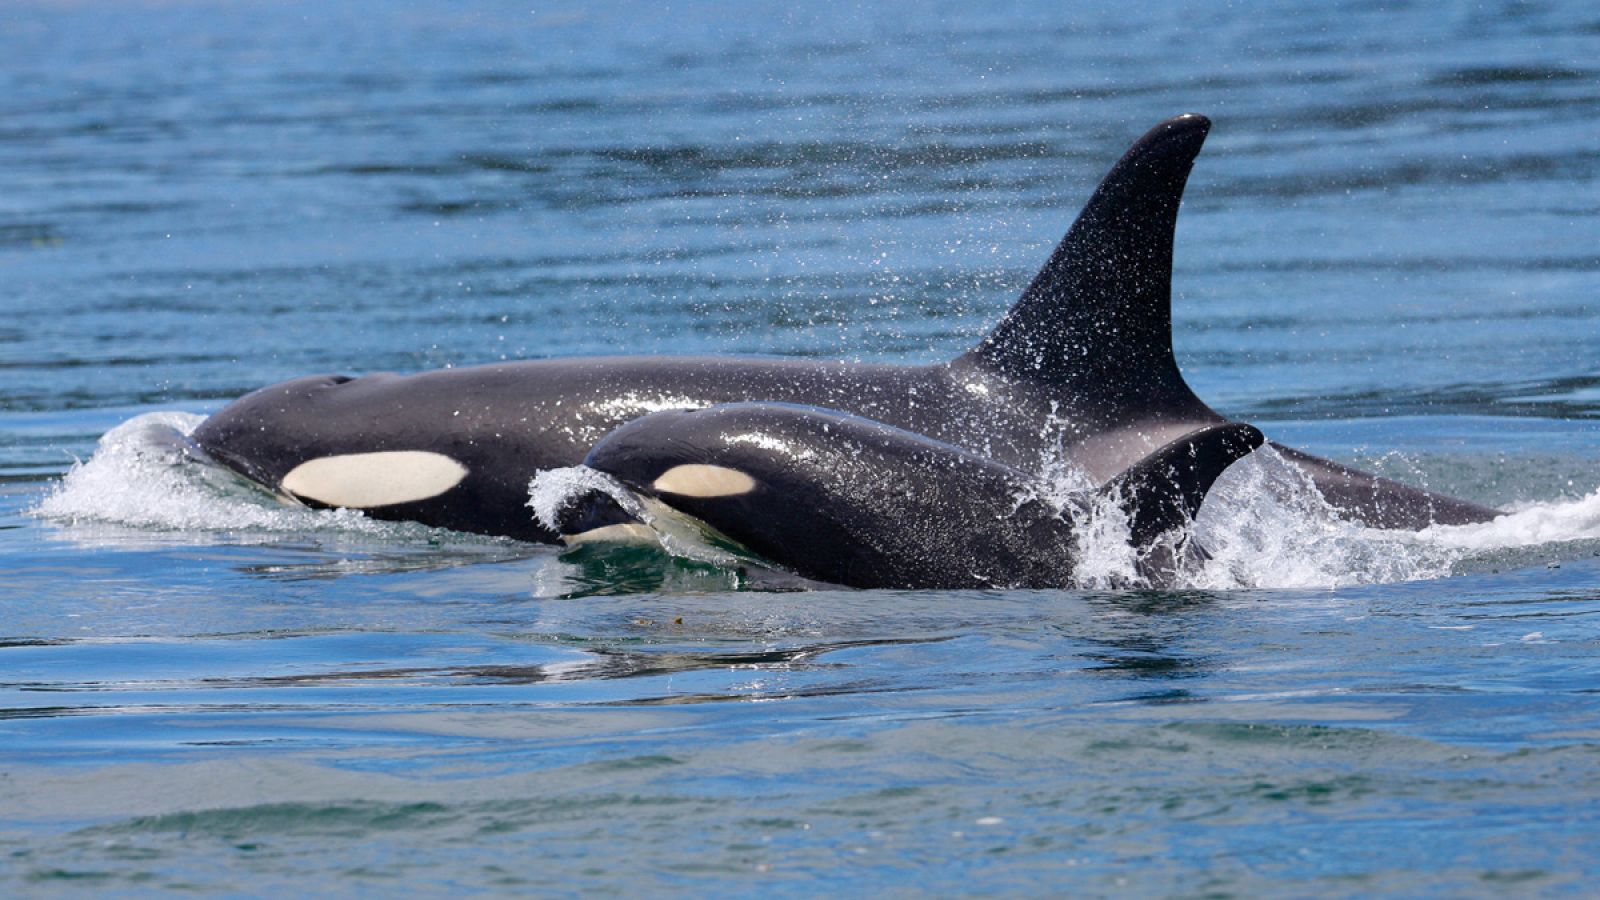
[3,0,1599,893]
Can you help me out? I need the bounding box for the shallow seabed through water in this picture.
[3,0,1600,894]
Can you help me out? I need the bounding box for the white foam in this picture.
[1027,440,1589,591]
[1186,448,1459,589]
[1021,470,1145,591]
[527,465,643,534]
[1063,489,1145,590]
[32,412,396,536]
[1029,417,1167,590]
[1421,488,1600,551]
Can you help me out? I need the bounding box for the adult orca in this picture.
[549,402,1266,590]
[191,114,1499,541]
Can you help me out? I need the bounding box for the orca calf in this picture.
[552,403,1265,590]
[192,114,1499,541]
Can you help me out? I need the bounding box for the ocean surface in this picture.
[3,0,1599,893]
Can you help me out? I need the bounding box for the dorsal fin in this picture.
[959,114,1213,414]
[1102,422,1262,547]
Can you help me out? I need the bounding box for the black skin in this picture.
[193,114,1501,541]
[571,403,1264,590]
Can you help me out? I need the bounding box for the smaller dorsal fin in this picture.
[959,114,1213,417]
[1103,422,1262,547]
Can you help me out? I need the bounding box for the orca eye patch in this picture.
[282,451,468,508]
[651,464,756,498]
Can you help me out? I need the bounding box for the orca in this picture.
[550,402,1266,589]
[191,114,1500,541]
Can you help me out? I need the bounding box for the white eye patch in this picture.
[651,464,756,498]
[281,451,468,508]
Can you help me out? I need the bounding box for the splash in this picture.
[1187,448,1459,589]
[1021,404,1139,588]
[1422,490,1600,552]
[985,441,1598,591]
[527,465,644,534]
[1019,467,1145,591]
[1192,449,1600,589]
[33,412,409,538]
[529,466,759,570]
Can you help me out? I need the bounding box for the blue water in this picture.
[4,0,1599,893]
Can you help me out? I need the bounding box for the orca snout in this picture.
[554,487,636,534]
[553,486,650,545]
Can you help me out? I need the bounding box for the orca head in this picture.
[558,407,775,542]
[549,486,657,546]
[193,373,357,488]
[557,404,886,583]
[193,372,476,509]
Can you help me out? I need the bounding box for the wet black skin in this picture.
[568,403,1265,590]
[193,114,1501,541]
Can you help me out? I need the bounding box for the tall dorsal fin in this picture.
[959,114,1213,414]
[1102,422,1262,547]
